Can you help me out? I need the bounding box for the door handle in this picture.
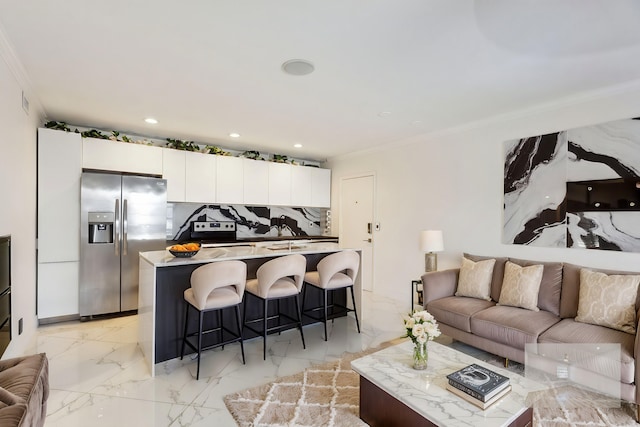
[367,223,372,234]
[114,199,120,256]
[123,199,128,256]
[363,238,372,243]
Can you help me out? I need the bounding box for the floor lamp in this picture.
[420,230,443,272]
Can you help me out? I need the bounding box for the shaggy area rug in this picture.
[224,341,639,427]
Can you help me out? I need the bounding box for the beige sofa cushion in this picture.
[498,261,543,311]
[509,257,563,316]
[427,296,495,333]
[470,305,560,350]
[575,269,640,334]
[464,253,507,302]
[455,257,495,300]
[561,263,640,318]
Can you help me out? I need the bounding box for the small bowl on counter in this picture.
[168,243,201,258]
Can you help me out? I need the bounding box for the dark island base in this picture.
[155,253,347,363]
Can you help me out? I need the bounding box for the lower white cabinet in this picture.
[37,262,79,319]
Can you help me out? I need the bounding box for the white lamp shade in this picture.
[420,230,444,252]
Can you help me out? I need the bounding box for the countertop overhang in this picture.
[141,241,344,267]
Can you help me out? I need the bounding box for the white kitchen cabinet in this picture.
[162,148,186,202]
[185,151,216,203]
[311,167,331,208]
[291,166,312,207]
[38,128,82,263]
[243,158,269,205]
[83,138,163,175]
[216,156,244,204]
[37,262,79,319]
[268,162,292,206]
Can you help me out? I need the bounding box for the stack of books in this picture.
[446,364,511,409]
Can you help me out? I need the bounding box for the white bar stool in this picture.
[243,254,307,360]
[302,250,361,341]
[180,260,247,380]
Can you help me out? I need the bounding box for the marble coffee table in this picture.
[351,341,547,427]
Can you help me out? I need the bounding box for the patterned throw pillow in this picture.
[575,269,640,334]
[455,257,495,300]
[498,261,544,311]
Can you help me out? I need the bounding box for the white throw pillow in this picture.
[575,269,640,334]
[455,257,495,301]
[498,261,543,311]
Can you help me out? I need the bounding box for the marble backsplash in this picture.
[167,203,328,241]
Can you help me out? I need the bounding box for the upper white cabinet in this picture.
[216,156,244,204]
[311,167,331,208]
[291,166,312,207]
[268,162,292,206]
[185,151,216,203]
[243,159,269,205]
[162,148,186,202]
[38,128,82,263]
[83,138,163,175]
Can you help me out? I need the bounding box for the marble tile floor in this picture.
[28,291,407,427]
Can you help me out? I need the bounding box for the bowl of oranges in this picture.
[168,242,201,258]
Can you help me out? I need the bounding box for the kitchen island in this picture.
[138,242,362,376]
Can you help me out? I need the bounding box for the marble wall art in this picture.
[503,117,640,252]
[503,132,567,247]
[167,203,323,241]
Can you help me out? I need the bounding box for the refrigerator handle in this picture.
[123,199,128,256]
[114,198,120,256]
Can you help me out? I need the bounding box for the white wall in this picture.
[327,82,640,308]
[0,38,44,358]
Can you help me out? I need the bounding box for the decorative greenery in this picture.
[271,154,289,163]
[204,145,231,156]
[44,121,71,132]
[81,129,109,139]
[166,138,199,151]
[241,150,264,160]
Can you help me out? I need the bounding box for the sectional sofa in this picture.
[422,253,640,405]
[0,353,49,427]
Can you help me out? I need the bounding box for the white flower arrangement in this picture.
[404,310,441,345]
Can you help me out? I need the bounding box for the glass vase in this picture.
[413,341,428,370]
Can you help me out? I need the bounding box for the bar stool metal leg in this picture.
[180,303,189,359]
[323,289,329,341]
[197,311,204,380]
[294,295,306,349]
[349,285,361,333]
[235,305,245,364]
[263,298,268,360]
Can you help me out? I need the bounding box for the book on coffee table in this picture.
[446,383,512,410]
[446,364,510,402]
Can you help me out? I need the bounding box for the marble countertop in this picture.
[351,341,548,427]
[140,241,345,267]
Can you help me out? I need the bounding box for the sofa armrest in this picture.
[421,268,459,306]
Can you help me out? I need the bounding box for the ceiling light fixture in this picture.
[229,133,240,138]
[282,59,315,76]
[294,143,302,148]
[144,118,158,124]
[378,111,392,117]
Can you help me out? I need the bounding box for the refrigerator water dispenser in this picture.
[88,212,114,244]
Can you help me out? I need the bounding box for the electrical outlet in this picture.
[18,318,23,335]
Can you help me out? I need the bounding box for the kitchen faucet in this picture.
[277,215,286,237]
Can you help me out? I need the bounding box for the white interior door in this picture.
[339,174,375,292]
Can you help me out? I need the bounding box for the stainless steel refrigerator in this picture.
[80,172,167,317]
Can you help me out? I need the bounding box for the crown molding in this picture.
[328,78,640,163]
[0,23,45,119]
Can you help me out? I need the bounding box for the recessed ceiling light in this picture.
[282,59,315,76]
[378,111,392,117]
[144,118,158,124]
[294,143,302,148]
[411,120,423,125]
[229,133,240,138]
